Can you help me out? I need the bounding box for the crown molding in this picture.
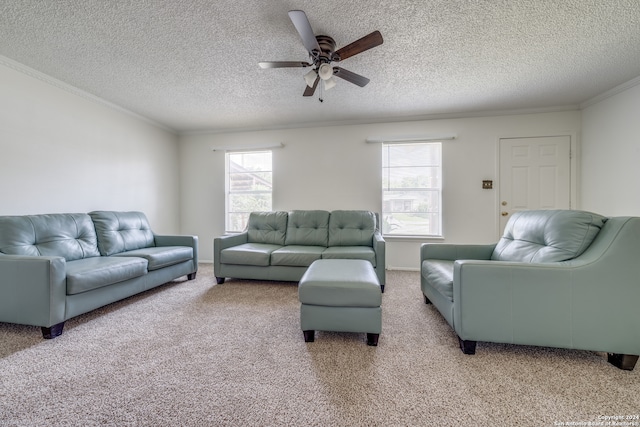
[580,75,640,109]
[180,105,580,137]
[0,54,176,134]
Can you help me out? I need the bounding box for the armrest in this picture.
[452,260,572,343]
[214,232,248,250]
[0,255,67,328]
[155,235,199,265]
[420,243,495,261]
[214,232,248,275]
[452,258,640,355]
[373,231,386,287]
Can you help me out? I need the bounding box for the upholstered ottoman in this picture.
[298,259,382,346]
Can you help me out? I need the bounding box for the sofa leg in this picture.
[187,272,196,280]
[216,277,225,284]
[367,333,379,346]
[42,322,65,339]
[303,330,315,342]
[424,294,432,304]
[607,353,639,371]
[458,337,476,355]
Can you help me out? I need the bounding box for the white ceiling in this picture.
[1,1,640,134]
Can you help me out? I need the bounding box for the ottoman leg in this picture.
[366,333,379,346]
[303,330,315,343]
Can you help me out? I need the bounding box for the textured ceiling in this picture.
[1,1,640,133]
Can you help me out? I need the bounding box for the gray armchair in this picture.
[420,210,640,370]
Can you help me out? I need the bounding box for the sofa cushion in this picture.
[271,245,325,267]
[220,243,282,266]
[114,246,193,271]
[421,260,454,301]
[491,210,607,263]
[285,210,330,247]
[0,213,100,261]
[246,212,288,245]
[322,246,376,267]
[328,210,376,247]
[66,256,148,295]
[89,211,155,256]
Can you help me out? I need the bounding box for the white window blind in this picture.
[225,150,272,232]
[382,142,442,237]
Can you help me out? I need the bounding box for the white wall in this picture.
[179,110,580,268]
[0,61,181,233]
[5,49,636,269]
[581,81,640,216]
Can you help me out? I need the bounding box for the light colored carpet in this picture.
[0,265,638,427]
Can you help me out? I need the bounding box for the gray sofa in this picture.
[214,210,385,289]
[421,209,640,370]
[0,211,198,338]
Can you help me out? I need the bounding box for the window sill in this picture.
[382,235,444,242]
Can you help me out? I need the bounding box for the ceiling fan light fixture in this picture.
[323,77,337,90]
[303,69,317,87]
[318,63,333,80]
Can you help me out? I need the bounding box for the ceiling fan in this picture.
[259,10,383,101]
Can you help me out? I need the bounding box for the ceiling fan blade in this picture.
[303,76,320,97]
[334,30,383,61]
[288,10,321,54]
[333,67,370,87]
[259,61,312,69]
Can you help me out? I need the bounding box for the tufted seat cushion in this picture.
[271,245,325,267]
[328,210,376,247]
[0,213,100,261]
[322,246,377,267]
[113,246,194,270]
[491,210,607,262]
[89,211,155,256]
[66,256,148,295]
[220,243,282,266]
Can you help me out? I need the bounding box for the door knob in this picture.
[501,212,509,216]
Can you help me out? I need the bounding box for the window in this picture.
[382,142,442,237]
[225,150,272,232]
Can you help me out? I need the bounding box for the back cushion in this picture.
[246,211,288,245]
[0,213,100,261]
[89,211,155,256]
[328,210,376,247]
[491,210,607,262]
[285,210,330,246]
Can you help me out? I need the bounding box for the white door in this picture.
[499,136,571,233]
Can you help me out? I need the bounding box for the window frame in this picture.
[381,141,443,238]
[225,149,273,233]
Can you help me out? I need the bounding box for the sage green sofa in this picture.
[421,210,640,370]
[214,210,385,289]
[0,211,198,338]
